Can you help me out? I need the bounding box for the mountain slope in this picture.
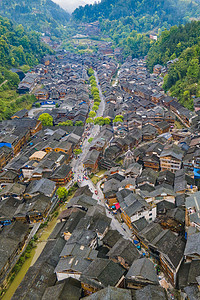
[0,14,53,120]
[146,21,200,110]
[73,0,200,32]
[0,0,70,35]
[0,15,53,68]
[147,21,200,71]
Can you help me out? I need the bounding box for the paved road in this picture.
[112,68,120,87]
[67,72,133,240]
[28,107,47,118]
[95,71,105,117]
[71,70,106,195]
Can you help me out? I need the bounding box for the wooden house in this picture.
[50,164,72,186]
[83,149,100,172]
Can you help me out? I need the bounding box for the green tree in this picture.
[88,68,94,76]
[91,87,99,95]
[94,117,105,126]
[75,121,84,126]
[187,58,200,79]
[58,120,73,126]
[35,103,40,108]
[92,105,99,111]
[90,79,97,87]
[89,111,96,118]
[93,96,101,102]
[86,117,94,124]
[89,75,96,81]
[104,117,111,124]
[74,148,82,157]
[4,70,20,87]
[56,187,68,199]
[38,113,53,126]
[113,115,123,123]
[93,91,100,96]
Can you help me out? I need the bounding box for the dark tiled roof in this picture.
[81,258,126,288]
[108,237,140,266]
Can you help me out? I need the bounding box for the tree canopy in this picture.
[89,111,96,118]
[86,118,94,124]
[0,16,53,69]
[147,21,200,71]
[73,0,199,30]
[146,21,200,110]
[88,68,94,76]
[75,121,84,126]
[74,148,82,157]
[38,113,53,126]
[113,115,124,123]
[58,120,73,126]
[0,0,70,37]
[57,187,68,199]
[88,137,94,143]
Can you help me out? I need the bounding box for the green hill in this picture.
[72,0,200,60]
[0,14,53,120]
[0,15,53,68]
[0,0,70,36]
[146,21,200,110]
[73,0,200,32]
[147,21,200,71]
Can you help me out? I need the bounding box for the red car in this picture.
[95,190,98,195]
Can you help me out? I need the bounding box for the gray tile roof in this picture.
[184,232,200,257]
[133,284,168,300]
[126,257,158,284]
[55,255,91,274]
[108,237,140,266]
[25,178,56,197]
[81,258,126,288]
[42,277,82,300]
[60,242,98,260]
[81,286,132,300]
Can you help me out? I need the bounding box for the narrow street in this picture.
[112,66,120,87]
[71,70,105,200]
[69,70,133,240]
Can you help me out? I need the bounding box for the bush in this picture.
[35,102,40,108]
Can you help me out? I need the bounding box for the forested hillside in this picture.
[147,22,200,71]
[162,45,200,110]
[100,20,154,58]
[0,15,53,120]
[73,0,200,32]
[0,0,70,36]
[145,21,200,110]
[0,15,53,67]
[73,0,200,59]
